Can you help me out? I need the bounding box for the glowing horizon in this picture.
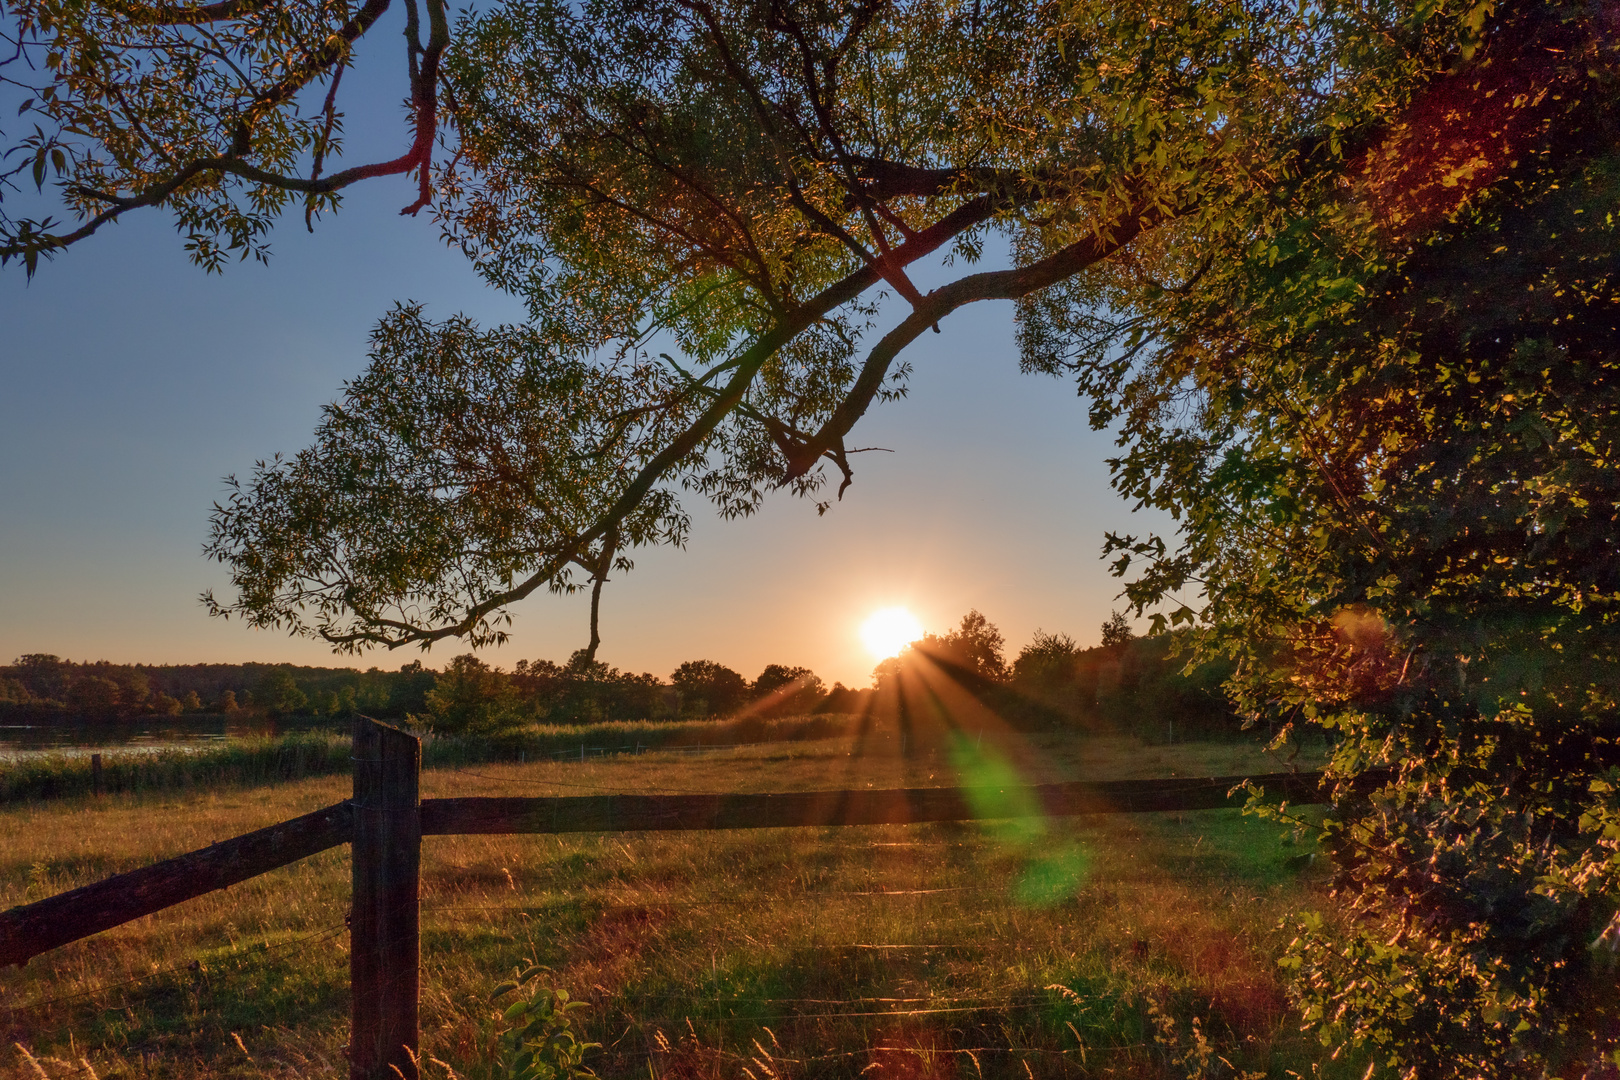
[859,606,924,660]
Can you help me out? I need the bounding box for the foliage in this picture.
[1002,628,1240,739]
[258,669,309,716]
[1019,1,1620,1071]
[0,0,449,273]
[0,654,427,722]
[878,609,1010,688]
[0,651,837,729]
[1099,612,1134,649]
[10,0,1609,1065]
[491,968,598,1080]
[425,654,528,735]
[816,681,876,715]
[670,659,749,718]
[202,308,691,654]
[1012,631,1082,687]
[870,611,1239,738]
[187,0,1483,653]
[920,609,1010,682]
[750,663,826,716]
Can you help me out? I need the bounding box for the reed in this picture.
[0,716,878,806]
[0,732,353,804]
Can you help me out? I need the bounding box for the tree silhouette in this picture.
[1099,612,1133,649]
[190,0,1527,656]
[671,660,748,718]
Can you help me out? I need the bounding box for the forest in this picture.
[0,613,1238,738]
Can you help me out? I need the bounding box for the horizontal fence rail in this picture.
[0,800,354,968]
[0,770,1333,969]
[420,772,1331,835]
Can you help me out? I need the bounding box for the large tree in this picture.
[175,0,1495,655]
[1,0,452,271]
[1018,0,1620,1070]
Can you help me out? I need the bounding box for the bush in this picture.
[491,968,598,1080]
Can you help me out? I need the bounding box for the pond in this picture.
[0,716,346,759]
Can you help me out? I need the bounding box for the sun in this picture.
[860,607,924,660]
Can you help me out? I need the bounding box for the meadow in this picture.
[0,714,877,805]
[0,728,1348,1080]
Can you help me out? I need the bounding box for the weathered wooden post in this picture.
[90,753,103,797]
[350,717,421,1080]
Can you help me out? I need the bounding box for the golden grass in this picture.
[0,733,1338,1080]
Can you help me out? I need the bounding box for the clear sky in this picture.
[0,36,1170,689]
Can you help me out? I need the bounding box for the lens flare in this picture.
[860,607,923,659]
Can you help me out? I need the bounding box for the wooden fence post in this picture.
[350,717,421,1080]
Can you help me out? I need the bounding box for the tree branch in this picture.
[317,191,1014,648]
[783,195,1177,482]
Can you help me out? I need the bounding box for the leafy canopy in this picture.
[182,0,1475,654]
[1018,0,1620,1069]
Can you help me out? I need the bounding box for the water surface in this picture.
[0,716,344,759]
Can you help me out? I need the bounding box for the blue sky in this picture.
[0,38,1169,688]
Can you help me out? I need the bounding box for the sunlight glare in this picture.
[861,607,924,660]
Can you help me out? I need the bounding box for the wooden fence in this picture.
[0,717,1337,1080]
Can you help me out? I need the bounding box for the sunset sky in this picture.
[0,39,1169,688]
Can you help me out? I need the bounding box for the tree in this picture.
[1098,612,1133,649]
[218,689,240,712]
[1011,629,1081,689]
[14,654,68,701]
[190,0,1493,657]
[1,0,452,273]
[751,664,826,715]
[1020,0,1620,1069]
[11,0,1610,1066]
[0,678,31,706]
[257,669,307,715]
[872,609,1006,702]
[918,610,1008,682]
[66,675,121,713]
[423,653,524,734]
[118,670,150,708]
[670,660,748,718]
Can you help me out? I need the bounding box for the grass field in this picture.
[0,713,882,805]
[0,729,1345,1080]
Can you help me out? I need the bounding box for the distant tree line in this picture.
[1,614,1241,742]
[0,654,431,723]
[874,610,1242,741]
[0,650,840,733]
[417,651,837,734]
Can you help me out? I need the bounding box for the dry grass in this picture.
[0,732,1342,1080]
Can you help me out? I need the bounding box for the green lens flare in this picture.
[1014,843,1093,907]
[949,733,1088,902]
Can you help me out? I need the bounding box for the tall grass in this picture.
[474,712,867,762]
[0,715,880,806]
[0,731,353,803]
[0,734,1349,1079]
